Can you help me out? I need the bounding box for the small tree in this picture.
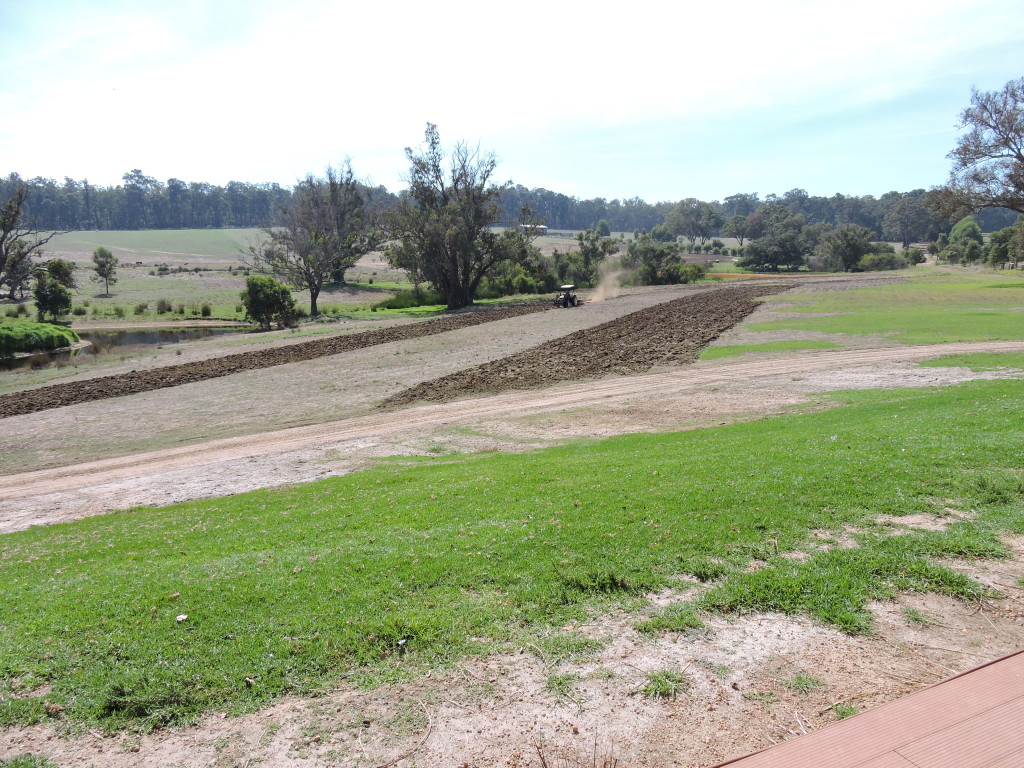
[246,162,378,317]
[91,246,118,294]
[34,270,72,322]
[240,275,296,330]
[822,224,874,272]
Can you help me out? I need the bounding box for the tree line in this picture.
[5,169,1017,243]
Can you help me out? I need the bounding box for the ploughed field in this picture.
[0,283,789,418]
[385,283,790,405]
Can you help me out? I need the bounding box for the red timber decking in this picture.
[711,649,1024,768]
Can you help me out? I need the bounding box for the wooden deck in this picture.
[711,649,1024,768]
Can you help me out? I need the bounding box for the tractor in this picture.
[553,285,581,308]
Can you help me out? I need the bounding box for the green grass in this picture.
[832,703,859,719]
[902,608,937,627]
[46,229,262,263]
[783,673,821,693]
[919,352,1024,371]
[0,321,79,355]
[635,603,704,635]
[2,378,1023,729]
[750,271,1024,343]
[700,340,841,360]
[0,757,58,768]
[641,670,690,700]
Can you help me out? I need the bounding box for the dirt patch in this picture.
[384,284,792,407]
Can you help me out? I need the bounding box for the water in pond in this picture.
[1,327,247,372]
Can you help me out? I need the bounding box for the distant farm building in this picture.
[518,223,548,235]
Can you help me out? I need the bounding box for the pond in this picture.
[1,326,249,372]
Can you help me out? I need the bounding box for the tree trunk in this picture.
[309,288,320,317]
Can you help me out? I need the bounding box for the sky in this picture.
[2,0,1023,204]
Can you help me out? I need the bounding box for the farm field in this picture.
[14,230,412,322]
[1,265,1024,767]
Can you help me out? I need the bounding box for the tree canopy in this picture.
[246,162,377,317]
[91,246,118,294]
[941,77,1024,216]
[1,184,61,300]
[383,124,536,310]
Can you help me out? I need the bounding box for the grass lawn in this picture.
[699,340,841,360]
[750,270,1024,343]
[2,371,1022,730]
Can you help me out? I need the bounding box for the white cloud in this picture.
[2,0,1022,199]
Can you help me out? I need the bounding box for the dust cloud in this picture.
[590,262,624,303]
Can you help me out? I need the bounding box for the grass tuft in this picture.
[783,673,822,693]
[641,670,689,700]
[635,603,704,635]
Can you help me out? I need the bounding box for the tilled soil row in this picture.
[383,283,792,407]
[0,303,552,419]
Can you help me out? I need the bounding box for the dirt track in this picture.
[3,339,1023,534]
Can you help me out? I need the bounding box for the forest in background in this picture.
[3,170,1018,241]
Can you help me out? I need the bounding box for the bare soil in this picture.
[384,284,790,406]
[2,275,1024,768]
[0,303,552,418]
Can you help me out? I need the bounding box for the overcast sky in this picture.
[2,0,1022,203]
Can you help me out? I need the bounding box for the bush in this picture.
[72,306,87,316]
[113,306,125,318]
[201,303,211,317]
[240,275,297,330]
[176,304,185,314]
[33,273,72,322]
[903,248,925,264]
[134,303,148,314]
[372,289,446,310]
[156,299,172,314]
[0,321,79,356]
[858,252,908,271]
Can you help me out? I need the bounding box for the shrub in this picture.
[33,272,72,322]
[201,303,211,317]
[372,290,446,310]
[113,306,125,318]
[134,303,148,315]
[240,275,297,330]
[156,299,172,314]
[859,252,908,271]
[0,321,79,356]
[176,304,185,314]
